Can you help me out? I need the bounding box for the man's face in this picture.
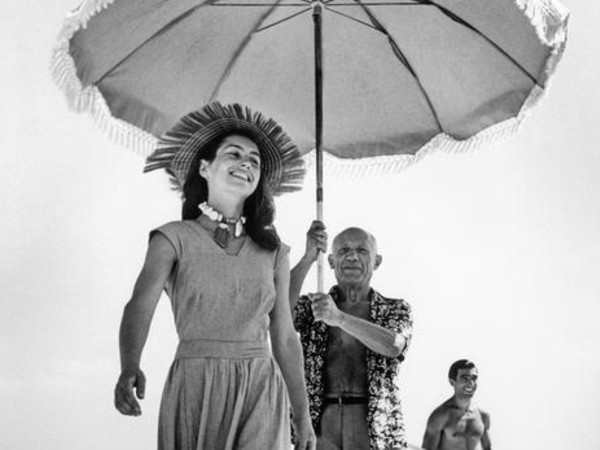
[450,367,478,398]
[328,228,381,289]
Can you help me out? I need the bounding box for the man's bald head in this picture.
[329,227,382,289]
[332,227,378,254]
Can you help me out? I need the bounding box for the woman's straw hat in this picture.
[144,102,305,195]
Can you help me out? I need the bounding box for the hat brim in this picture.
[144,102,305,196]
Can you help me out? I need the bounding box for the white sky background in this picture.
[0,1,598,449]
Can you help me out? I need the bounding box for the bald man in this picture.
[290,221,413,450]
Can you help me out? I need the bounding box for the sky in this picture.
[0,1,598,449]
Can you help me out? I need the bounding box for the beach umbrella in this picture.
[51,0,568,289]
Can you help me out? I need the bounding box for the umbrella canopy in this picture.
[52,0,568,175]
[51,0,568,291]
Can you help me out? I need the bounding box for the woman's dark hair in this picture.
[181,132,281,251]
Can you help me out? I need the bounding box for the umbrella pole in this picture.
[313,1,325,292]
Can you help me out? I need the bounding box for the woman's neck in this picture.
[206,193,245,220]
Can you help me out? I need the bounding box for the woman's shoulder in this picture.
[150,220,200,243]
[149,220,204,258]
[272,240,290,259]
[244,237,290,269]
[152,219,197,233]
[277,240,291,255]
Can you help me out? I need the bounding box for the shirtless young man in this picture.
[422,360,491,450]
[290,221,413,449]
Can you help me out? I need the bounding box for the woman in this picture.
[114,102,316,450]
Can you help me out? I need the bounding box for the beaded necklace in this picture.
[198,201,246,248]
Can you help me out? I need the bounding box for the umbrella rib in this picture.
[211,2,309,6]
[328,1,542,87]
[94,8,202,85]
[214,1,425,6]
[256,7,312,33]
[207,2,284,101]
[352,1,445,133]
[94,2,306,86]
[324,3,434,32]
[326,1,429,5]
[324,5,379,31]
[412,0,542,87]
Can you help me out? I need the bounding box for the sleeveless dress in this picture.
[152,220,291,450]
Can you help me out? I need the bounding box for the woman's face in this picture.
[199,134,262,199]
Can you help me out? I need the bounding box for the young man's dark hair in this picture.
[448,359,477,380]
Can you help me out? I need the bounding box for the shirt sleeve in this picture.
[293,295,312,333]
[394,300,413,361]
[377,298,412,361]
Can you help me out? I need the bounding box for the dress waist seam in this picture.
[175,339,270,359]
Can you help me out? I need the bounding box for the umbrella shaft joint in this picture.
[311,1,323,15]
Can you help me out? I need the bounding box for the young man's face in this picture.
[450,367,478,398]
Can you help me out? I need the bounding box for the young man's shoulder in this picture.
[428,402,452,426]
[478,407,491,426]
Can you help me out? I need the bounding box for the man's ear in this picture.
[328,254,335,269]
[374,254,382,270]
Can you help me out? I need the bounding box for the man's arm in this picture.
[289,220,327,317]
[421,409,446,450]
[289,256,314,314]
[481,410,492,450]
[310,293,406,358]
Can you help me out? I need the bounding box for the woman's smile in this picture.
[229,167,255,183]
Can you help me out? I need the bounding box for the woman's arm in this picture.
[270,252,316,450]
[114,233,176,416]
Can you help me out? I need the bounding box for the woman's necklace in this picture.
[198,201,246,248]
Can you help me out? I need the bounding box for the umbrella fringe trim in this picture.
[49,0,157,155]
[514,0,570,47]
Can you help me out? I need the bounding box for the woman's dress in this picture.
[153,220,290,450]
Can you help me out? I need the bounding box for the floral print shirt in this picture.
[294,286,413,450]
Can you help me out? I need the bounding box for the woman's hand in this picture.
[293,417,317,450]
[114,368,146,416]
